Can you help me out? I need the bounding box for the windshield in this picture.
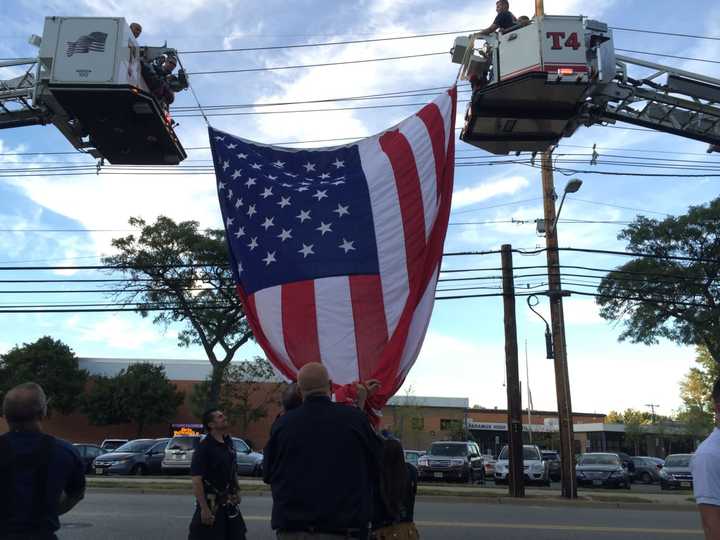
[168,436,200,451]
[580,454,620,466]
[114,440,156,453]
[665,455,692,467]
[498,447,541,461]
[428,444,467,457]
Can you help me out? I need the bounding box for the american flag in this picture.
[66,32,108,57]
[211,86,456,407]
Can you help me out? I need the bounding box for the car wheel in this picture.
[640,472,652,484]
[131,464,146,476]
[625,482,631,490]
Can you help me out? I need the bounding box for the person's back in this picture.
[692,377,720,539]
[263,363,382,537]
[0,433,85,538]
[372,439,419,539]
[0,383,85,540]
[264,396,381,532]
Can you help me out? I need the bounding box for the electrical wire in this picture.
[186,51,448,75]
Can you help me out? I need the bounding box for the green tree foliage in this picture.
[595,198,720,362]
[190,357,283,435]
[605,409,654,425]
[83,363,185,437]
[676,346,719,438]
[0,336,87,415]
[104,216,253,405]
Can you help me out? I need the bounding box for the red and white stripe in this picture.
[238,87,457,404]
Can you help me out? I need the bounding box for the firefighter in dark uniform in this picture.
[188,409,246,540]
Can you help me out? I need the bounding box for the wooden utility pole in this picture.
[535,0,578,500]
[501,244,525,498]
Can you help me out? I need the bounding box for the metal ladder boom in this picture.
[0,58,50,130]
[585,54,720,150]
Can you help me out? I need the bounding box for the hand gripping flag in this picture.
[210,86,456,417]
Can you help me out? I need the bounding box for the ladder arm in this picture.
[583,54,720,151]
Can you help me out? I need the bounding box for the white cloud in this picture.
[452,176,530,209]
[75,316,169,350]
[526,297,603,327]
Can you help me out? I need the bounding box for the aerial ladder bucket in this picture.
[451,16,720,155]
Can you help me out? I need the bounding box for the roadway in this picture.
[58,491,704,540]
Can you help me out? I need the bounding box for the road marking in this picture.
[239,517,701,535]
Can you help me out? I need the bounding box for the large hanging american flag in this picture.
[210,86,456,411]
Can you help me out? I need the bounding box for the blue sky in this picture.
[1,0,719,416]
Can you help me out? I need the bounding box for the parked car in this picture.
[483,454,496,477]
[403,450,425,467]
[232,437,264,476]
[162,435,201,474]
[161,434,262,475]
[93,438,168,476]
[417,441,484,483]
[630,456,661,484]
[494,445,550,486]
[660,454,694,490]
[73,444,107,474]
[146,439,170,475]
[100,438,128,452]
[617,452,636,475]
[645,456,665,469]
[541,450,561,482]
[576,453,630,489]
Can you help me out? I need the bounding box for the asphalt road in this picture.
[57,491,704,540]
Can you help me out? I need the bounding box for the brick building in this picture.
[0,358,699,457]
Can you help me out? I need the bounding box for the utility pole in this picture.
[646,404,660,423]
[501,244,525,498]
[525,339,534,444]
[535,0,578,500]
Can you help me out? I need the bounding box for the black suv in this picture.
[417,441,484,483]
[541,450,561,482]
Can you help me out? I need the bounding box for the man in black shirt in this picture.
[0,382,85,540]
[263,363,383,539]
[480,0,517,34]
[188,409,246,540]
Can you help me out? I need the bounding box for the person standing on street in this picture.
[692,377,720,540]
[372,438,419,540]
[0,382,86,540]
[263,362,383,539]
[189,409,247,540]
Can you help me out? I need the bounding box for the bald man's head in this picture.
[3,382,47,429]
[297,363,331,398]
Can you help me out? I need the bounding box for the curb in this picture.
[85,481,696,511]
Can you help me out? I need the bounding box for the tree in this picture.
[676,346,719,438]
[190,357,283,436]
[0,336,87,416]
[104,216,254,405]
[596,198,720,362]
[605,409,654,454]
[83,363,185,437]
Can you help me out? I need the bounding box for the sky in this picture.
[1,0,719,418]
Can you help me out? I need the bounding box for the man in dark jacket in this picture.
[263,363,383,539]
[0,382,85,540]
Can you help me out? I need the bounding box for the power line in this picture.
[616,48,720,65]
[178,28,481,54]
[187,51,447,75]
[610,27,720,42]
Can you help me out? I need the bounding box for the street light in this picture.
[550,178,583,233]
